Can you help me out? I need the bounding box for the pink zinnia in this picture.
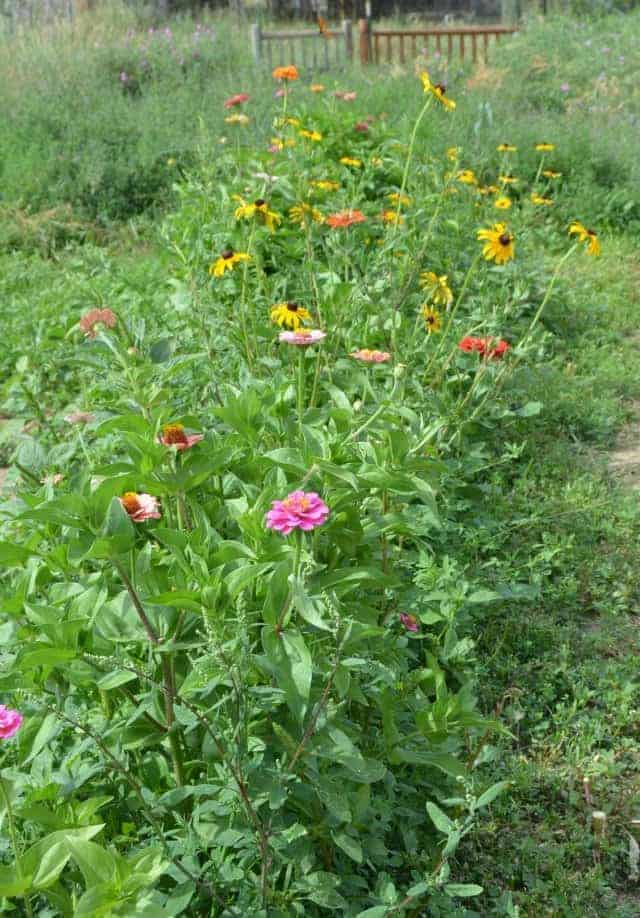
[159,423,204,450]
[0,705,23,740]
[64,411,96,425]
[119,492,161,522]
[266,490,330,536]
[399,613,419,633]
[224,92,249,108]
[79,308,117,339]
[279,329,326,346]
[351,349,390,363]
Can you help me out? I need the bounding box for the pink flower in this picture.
[279,329,326,346]
[64,411,96,425]
[399,613,419,633]
[266,490,330,535]
[0,705,23,740]
[119,492,161,522]
[354,121,370,133]
[224,92,249,108]
[351,349,391,363]
[159,423,204,450]
[79,308,117,339]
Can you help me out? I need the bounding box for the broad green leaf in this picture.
[444,883,483,897]
[262,625,312,723]
[97,670,137,691]
[476,780,510,810]
[291,576,331,631]
[0,864,31,897]
[426,802,455,836]
[0,541,37,566]
[102,497,136,554]
[19,647,76,671]
[65,839,117,888]
[331,830,363,863]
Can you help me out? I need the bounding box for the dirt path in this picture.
[608,400,640,489]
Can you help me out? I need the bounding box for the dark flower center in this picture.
[434,83,446,94]
[499,233,512,246]
[221,249,234,260]
[254,199,266,207]
[426,315,435,324]
[286,302,299,312]
[587,229,596,237]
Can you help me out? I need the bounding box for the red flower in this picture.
[458,336,510,359]
[326,209,366,229]
[224,92,249,108]
[79,308,117,338]
[354,121,370,133]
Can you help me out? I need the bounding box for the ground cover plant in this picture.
[1,6,640,916]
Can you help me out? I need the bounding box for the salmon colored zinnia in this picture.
[351,349,391,363]
[159,423,204,450]
[272,65,299,81]
[459,336,510,359]
[326,209,366,228]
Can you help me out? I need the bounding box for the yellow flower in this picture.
[422,305,443,334]
[387,192,411,206]
[310,179,340,192]
[497,143,517,153]
[499,174,518,185]
[494,196,512,210]
[477,223,515,265]
[420,271,453,307]
[569,221,601,256]
[299,128,323,142]
[478,184,500,196]
[419,71,456,110]
[457,169,478,186]
[289,203,324,226]
[270,137,295,151]
[166,157,176,167]
[340,156,362,167]
[543,169,562,179]
[285,116,301,127]
[225,113,249,125]
[535,142,555,152]
[380,209,404,225]
[270,301,311,330]
[370,156,383,167]
[233,196,281,232]
[530,193,554,206]
[446,146,461,162]
[209,249,251,278]
[310,83,325,92]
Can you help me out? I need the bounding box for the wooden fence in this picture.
[251,20,354,70]
[358,19,517,65]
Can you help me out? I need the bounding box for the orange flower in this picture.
[326,210,366,228]
[272,65,299,81]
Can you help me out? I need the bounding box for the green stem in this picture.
[297,348,306,442]
[0,778,34,918]
[391,96,432,239]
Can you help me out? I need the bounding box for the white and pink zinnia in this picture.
[119,492,161,522]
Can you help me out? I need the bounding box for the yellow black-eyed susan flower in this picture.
[339,156,362,168]
[499,174,518,186]
[420,71,456,110]
[477,223,515,265]
[387,192,411,206]
[310,179,340,192]
[422,305,443,334]
[535,142,555,152]
[299,128,323,142]
[542,169,562,179]
[569,221,601,256]
[531,193,554,206]
[233,196,281,232]
[446,146,462,162]
[289,203,324,226]
[457,170,478,186]
[497,143,517,153]
[270,302,311,331]
[209,249,251,278]
[420,272,453,307]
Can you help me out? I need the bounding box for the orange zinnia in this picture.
[326,209,366,228]
[272,65,299,81]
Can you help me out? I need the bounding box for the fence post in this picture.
[358,18,371,65]
[250,23,262,63]
[342,19,353,60]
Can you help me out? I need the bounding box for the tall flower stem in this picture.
[277,531,304,633]
[391,96,432,238]
[0,778,33,918]
[423,251,482,384]
[296,349,306,441]
[238,223,257,369]
[112,555,185,787]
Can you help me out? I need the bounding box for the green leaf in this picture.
[426,802,455,836]
[97,670,137,691]
[0,864,31,897]
[65,839,117,888]
[102,497,136,555]
[444,883,484,897]
[467,589,502,604]
[227,562,274,597]
[356,908,389,918]
[149,337,174,363]
[262,625,312,723]
[21,826,104,889]
[19,647,76,671]
[331,830,363,863]
[0,541,37,566]
[291,577,331,631]
[145,590,202,612]
[476,780,509,810]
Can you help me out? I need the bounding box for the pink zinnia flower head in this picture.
[79,308,117,339]
[279,329,326,346]
[64,411,96,425]
[266,490,330,535]
[119,492,161,522]
[159,422,204,450]
[0,705,23,740]
[351,349,391,363]
[399,612,419,633]
[224,92,249,108]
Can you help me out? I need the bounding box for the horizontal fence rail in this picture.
[359,19,517,64]
[251,20,353,70]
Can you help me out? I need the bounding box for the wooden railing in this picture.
[358,19,518,65]
[250,20,354,70]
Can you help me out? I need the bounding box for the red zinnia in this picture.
[224,92,249,109]
[79,308,117,339]
[458,336,510,359]
[326,209,366,229]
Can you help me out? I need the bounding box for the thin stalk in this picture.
[348,373,402,444]
[391,96,432,239]
[296,348,306,441]
[0,778,34,918]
